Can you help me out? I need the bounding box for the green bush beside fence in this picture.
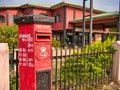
[61,38,115,88]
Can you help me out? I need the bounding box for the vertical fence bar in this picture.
[86,48,89,89]
[60,48,62,90]
[103,47,106,85]
[92,47,95,88]
[110,49,113,83]
[106,48,109,84]
[68,48,71,89]
[99,47,102,87]
[76,47,79,89]
[110,48,114,83]
[83,47,86,90]
[96,47,99,88]
[72,48,75,89]
[106,50,109,85]
[79,48,82,90]
[89,47,92,89]
[101,46,104,85]
[55,48,58,90]
[80,48,83,90]
[64,48,67,89]
[16,51,18,90]
[10,45,15,90]
[99,47,102,86]
[11,44,15,69]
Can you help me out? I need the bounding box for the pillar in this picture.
[0,43,9,90]
[112,41,120,82]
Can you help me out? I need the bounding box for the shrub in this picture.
[0,25,18,50]
[61,38,115,87]
[52,38,60,48]
[10,76,16,90]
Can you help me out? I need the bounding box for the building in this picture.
[0,2,118,46]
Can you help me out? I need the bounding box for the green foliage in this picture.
[52,38,60,48]
[61,38,115,87]
[81,37,115,54]
[0,25,18,50]
[109,28,117,40]
[10,76,16,90]
[103,28,117,41]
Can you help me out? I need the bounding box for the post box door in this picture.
[35,44,51,70]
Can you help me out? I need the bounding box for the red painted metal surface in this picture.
[18,24,52,90]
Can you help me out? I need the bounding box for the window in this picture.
[0,15,5,23]
[10,16,14,23]
[10,15,18,24]
[55,14,62,22]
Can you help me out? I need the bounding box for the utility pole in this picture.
[89,0,93,45]
[117,0,120,40]
[63,6,66,47]
[82,0,93,47]
[82,0,87,47]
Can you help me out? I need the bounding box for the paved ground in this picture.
[102,82,120,90]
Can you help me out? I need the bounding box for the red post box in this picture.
[14,15,55,90]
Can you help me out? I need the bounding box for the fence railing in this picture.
[52,47,114,90]
[9,48,18,90]
[9,46,114,90]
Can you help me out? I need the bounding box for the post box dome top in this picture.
[14,14,55,24]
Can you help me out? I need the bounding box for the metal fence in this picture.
[9,47,18,90]
[52,47,114,90]
[9,46,114,90]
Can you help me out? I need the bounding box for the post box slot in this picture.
[36,71,50,90]
[36,33,50,41]
[37,36,50,39]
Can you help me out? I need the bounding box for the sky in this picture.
[0,0,119,12]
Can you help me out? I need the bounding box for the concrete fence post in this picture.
[0,43,9,90]
[112,41,120,82]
